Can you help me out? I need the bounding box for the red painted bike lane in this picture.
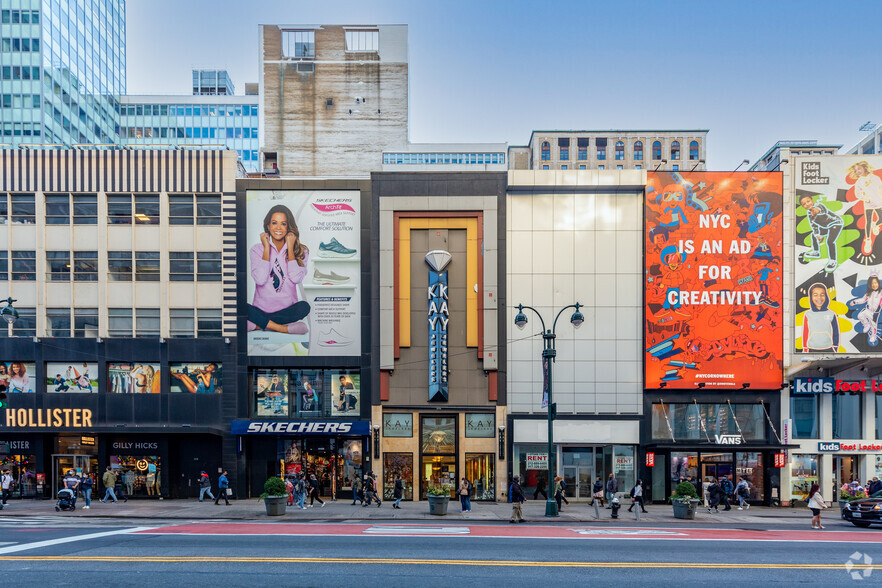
[137,523,882,543]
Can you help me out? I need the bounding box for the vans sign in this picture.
[714,434,743,445]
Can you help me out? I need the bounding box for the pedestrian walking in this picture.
[362,472,381,507]
[459,477,471,512]
[62,470,80,509]
[706,478,721,513]
[0,469,13,504]
[80,473,93,509]
[351,475,363,506]
[807,483,828,529]
[702,477,711,508]
[199,471,215,502]
[735,476,750,510]
[214,470,230,505]
[308,474,325,507]
[592,476,605,507]
[100,466,118,503]
[285,476,294,506]
[628,479,648,513]
[606,473,617,508]
[720,475,734,511]
[393,474,404,509]
[294,474,307,509]
[509,475,526,523]
[533,475,548,500]
[553,476,565,512]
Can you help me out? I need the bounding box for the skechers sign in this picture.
[793,377,882,393]
[231,420,370,436]
[426,250,451,402]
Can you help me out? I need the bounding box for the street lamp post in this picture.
[514,302,584,517]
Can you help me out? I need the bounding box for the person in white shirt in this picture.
[1,470,13,504]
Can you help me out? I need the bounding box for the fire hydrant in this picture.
[610,497,621,518]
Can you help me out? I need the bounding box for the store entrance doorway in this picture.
[834,455,858,501]
[701,462,734,484]
[52,454,97,492]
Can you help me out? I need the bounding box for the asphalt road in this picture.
[0,518,879,585]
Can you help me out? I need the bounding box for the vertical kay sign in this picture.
[426,250,451,402]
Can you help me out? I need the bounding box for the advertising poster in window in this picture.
[254,371,288,416]
[0,362,35,393]
[169,363,222,394]
[329,372,359,416]
[246,190,361,357]
[46,362,98,393]
[295,369,323,416]
[644,172,783,389]
[794,156,882,354]
[108,363,160,394]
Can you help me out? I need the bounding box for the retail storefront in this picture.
[510,417,640,500]
[234,420,371,499]
[0,436,40,498]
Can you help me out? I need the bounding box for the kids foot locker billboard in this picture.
[644,172,783,389]
[246,190,361,357]
[795,156,882,353]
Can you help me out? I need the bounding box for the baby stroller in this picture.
[55,488,76,511]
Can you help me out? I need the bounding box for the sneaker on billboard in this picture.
[318,237,357,259]
[313,268,351,285]
[318,329,352,347]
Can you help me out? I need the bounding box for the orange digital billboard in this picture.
[644,172,783,389]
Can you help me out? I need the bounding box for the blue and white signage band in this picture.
[428,269,449,402]
[231,420,370,436]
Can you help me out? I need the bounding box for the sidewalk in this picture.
[0,497,817,525]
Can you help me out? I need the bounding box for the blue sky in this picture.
[127,0,879,168]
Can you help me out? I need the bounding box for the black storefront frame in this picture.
[418,413,459,500]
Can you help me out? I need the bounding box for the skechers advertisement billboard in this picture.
[795,156,882,354]
[246,190,361,357]
[644,172,783,389]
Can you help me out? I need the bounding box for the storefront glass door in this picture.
[52,455,97,492]
[835,455,858,501]
[562,448,593,498]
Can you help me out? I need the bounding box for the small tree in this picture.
[263,476,286,497]
[671,481,699,503]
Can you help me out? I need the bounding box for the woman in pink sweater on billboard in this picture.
[247,205,310,334]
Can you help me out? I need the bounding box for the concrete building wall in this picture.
[260,25,408,176]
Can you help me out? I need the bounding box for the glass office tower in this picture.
[1,0,125,145]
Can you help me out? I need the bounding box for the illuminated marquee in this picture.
[426,250,451,402]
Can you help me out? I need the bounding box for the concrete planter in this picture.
[672,499,699,519]
[427,495,450,516]
[264,495,287,516]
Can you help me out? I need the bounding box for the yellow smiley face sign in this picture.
[136,460,149,472]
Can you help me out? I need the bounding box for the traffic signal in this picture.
[0,384,6,409]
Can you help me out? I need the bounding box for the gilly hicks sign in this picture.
[5,408,94,428]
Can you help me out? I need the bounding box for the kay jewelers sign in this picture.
[526,453,548,470]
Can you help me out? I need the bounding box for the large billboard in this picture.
[795,156,882,353]
[644,172,783,389]
[246,190,361,356]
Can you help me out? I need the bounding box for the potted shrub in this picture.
[670,481,701,520]
[262,476,288,516]
[839,488,869,519]
[427,484,450,516]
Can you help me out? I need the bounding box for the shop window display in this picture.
[281,438,364,500]
[670,452,698,487]
[513,444,548,497]
[735,452,764,501]
[465,453,495,501]
[0,451,37,497]
[108,363,160,394]
[328,372,360,416]
[421,416,456,498]
[791,454,819,502]
[254,370,288,416]
[110,456,161,497]
[383,452,413,501]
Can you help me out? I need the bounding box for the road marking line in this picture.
[0,556,876,570]
[0,527,154,555]
[363,526,470,535]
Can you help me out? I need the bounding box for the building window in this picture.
[282,30,315,58]
[636,165,642,170]
[615,141,624,160]
[596,138,607,160]
[12,307,35,337]
[47,308,71,337]
[197,196,222,225]
[790,395,819,438]
[45,194,70,225]
[833,392,862,439]
[169,252,194,281]
[345,30,379,52]
[107,194,132,224]
[135,252,160,282]
[136,308,161,337]
[579,165,586,169]
[633,141,643,161]
[671,141,681,160]
[73,194,97,224]
[197,309,222,337]
[577,138,588,160]
[134,195,160,225]
[197,252,222,281]
[598,165,605,170]
[561,165,568,170]
[10,193,35,224]
[558,138,569,161]
[170,309,195,338]
[652,141,662,160]
[11,251,35,280]
[689,140,699,160]
[46,251,70,281]
[540,141,550,161]
[108,308,133,338]
[542,165,549,170]
[74,308,98,338]
[652,404,765,440]
[73,252,98,281]
[617,165,623,170]
[169,195,194,225]
[108,251,133,281]
[672,164,679,171]
[790,454,818,502]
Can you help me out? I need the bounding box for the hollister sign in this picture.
[5,408,93,428]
